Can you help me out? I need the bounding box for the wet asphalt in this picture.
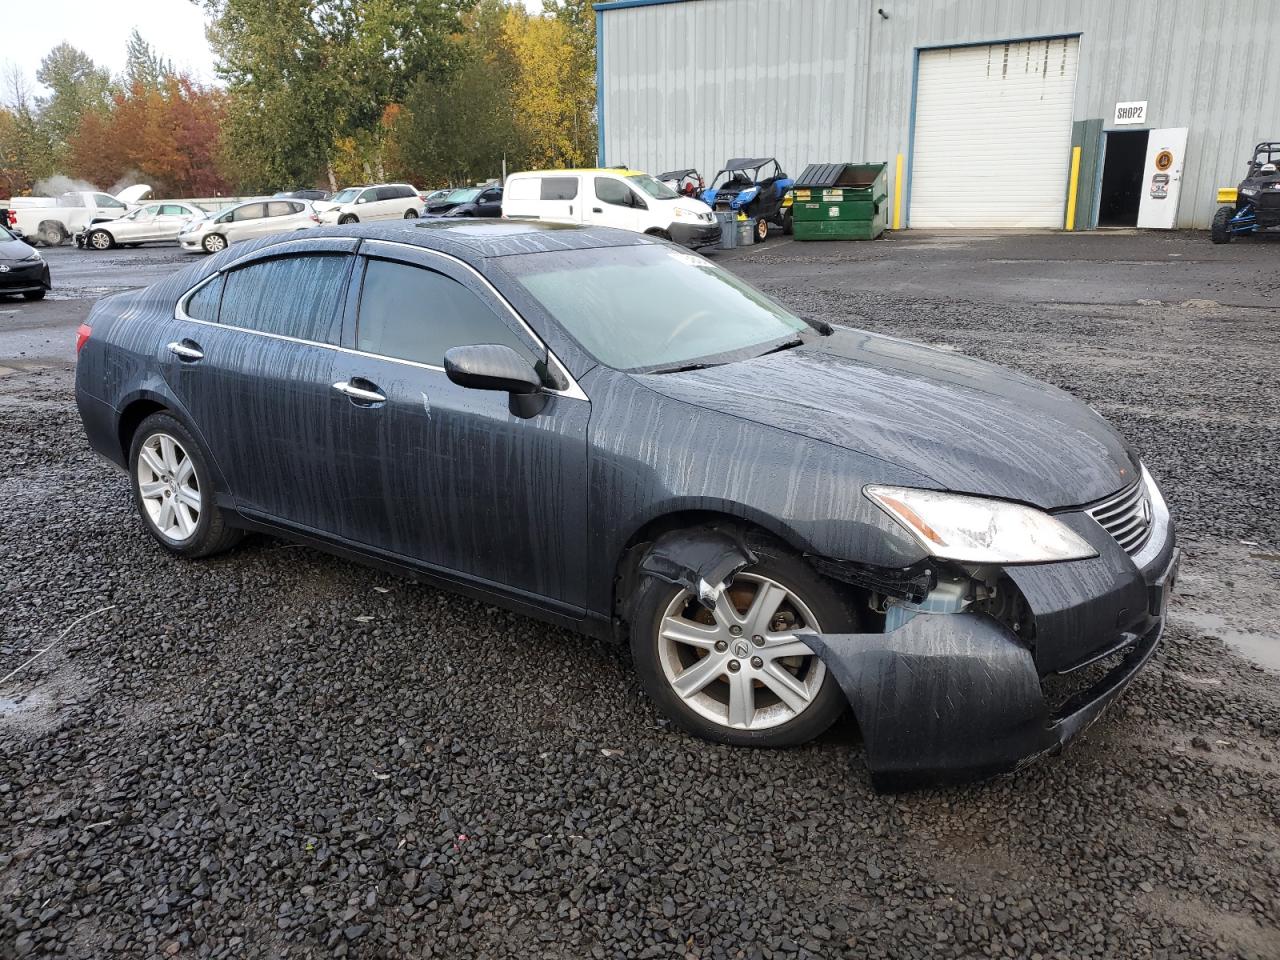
[1,232,1278,959]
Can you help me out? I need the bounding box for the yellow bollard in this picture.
[1065,146,1081,231]
[893,153,904,231]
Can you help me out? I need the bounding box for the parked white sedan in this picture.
[179,199,321,254]
[83,202,206,250]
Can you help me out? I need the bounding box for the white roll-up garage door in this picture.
[909,37,1080,229]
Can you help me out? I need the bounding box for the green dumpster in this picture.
[789,162,888,240]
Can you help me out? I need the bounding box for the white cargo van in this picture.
[502,169,719,248]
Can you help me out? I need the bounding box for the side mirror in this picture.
[444,343,546,417]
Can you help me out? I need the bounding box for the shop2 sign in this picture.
[1114,101,1148,125]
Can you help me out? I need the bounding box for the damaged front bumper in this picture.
[641,499,1178,791]
[809,506,1179,791]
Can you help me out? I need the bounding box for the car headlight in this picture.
[864,486,1098,564]
[1240,187,1258,197]
[22,250,42,261]
[672,206,701,220]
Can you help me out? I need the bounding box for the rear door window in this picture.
[184,275,225,322]
[231,203,266,222]
[356,259,540,369]
[219,254,351,344]
[266,201,294,217]
[506,178,539,201]
[540,177,578,201]
[160,204,189,216]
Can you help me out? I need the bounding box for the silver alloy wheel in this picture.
[89,230,112,250]
[136,432,201,542]
[657,572,827,731]
[203,234,226,253]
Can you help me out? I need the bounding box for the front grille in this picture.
[1087,480,1152,555]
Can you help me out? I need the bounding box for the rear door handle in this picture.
[333,379,386,404]
[592,207,602,213]
[167,339,204,361]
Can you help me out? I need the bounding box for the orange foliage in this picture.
[68,76,231,197]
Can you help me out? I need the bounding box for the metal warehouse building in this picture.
[594,0,1280,229]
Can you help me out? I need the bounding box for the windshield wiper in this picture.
[649,361,721,374]
[753,337,805,359]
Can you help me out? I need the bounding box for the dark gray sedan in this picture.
[0,223,51,300]
[74,221,1178,789]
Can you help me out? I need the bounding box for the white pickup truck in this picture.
[7,185,152,246]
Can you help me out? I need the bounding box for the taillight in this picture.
[75,323,91,354]
[311,214,321,223]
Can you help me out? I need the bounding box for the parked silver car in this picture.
[82,202,206,250]
[179,199,321,254]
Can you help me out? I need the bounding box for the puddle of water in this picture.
[1172,609,1280,673]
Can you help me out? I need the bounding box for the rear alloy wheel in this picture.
[629,541,852,747]
[403,209,419,219]
[129,413,242,558]
[755,217,769,242]
[1210,205,1234,244]
[88,229,114,250]
[201,233,226,254]
[339,214,359,225]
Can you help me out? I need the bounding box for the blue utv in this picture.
[700,157,794,242]
[1211,141,1280,243]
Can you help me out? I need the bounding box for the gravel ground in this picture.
[2,234,1279,959]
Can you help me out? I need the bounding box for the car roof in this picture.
[240,220,652,262]
[721,158,774,170]
[509,168,644,177]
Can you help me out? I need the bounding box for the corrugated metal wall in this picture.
[599,0,1280,228]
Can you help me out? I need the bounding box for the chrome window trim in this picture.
[173,240,589,402]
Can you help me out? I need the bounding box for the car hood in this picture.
[114,184,152,205]
[632,328,1140,509]
[0,236,36,260]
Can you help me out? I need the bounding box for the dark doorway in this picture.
[1097,130,1149,227]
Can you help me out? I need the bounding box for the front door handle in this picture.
[167,339,204,361]
[592,207,603,213]
[333,379,386,405]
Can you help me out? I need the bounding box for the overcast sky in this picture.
[5,0,545,95]
[6,1,217,90]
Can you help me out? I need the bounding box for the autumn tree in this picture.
[541,0,597,164]
[503,7,593,170]
[67,76,230,198]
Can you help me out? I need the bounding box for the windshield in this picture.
[629,174,679,200]
[501,245,808,372]
[331,188,361,203]
[0,225,15,242]
[445,188,480,203]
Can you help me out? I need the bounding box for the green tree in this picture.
[125,28,175,90]
[202,0,466,190]
[35,43,113,161]
[390,0,524,186]
[0,65,55,194]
